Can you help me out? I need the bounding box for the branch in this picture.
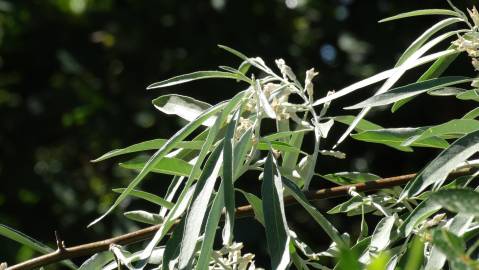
[5,168,472,270]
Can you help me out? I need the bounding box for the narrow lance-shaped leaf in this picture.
[123,210,163,225]
[92,139,204,162]
[152,94,215,127]
[345,76,472,110]
[0,224,78,269]
[282,177,346,247]
[401,130,479,199]
[79,251,115,270]
[351,127,449,152]
[178,143,224,269]
[392,46,460,112]
[196,183,225,270]
[379,9,460,23]
[119,156,193,177]
[398,200,441,237]
[360,215,396,264]
[262,152,291,270]
[430,189,479,216]
[222,111,238,246]
[140,91,248,262]
[88,100,226,227]
[161,219,185,270]
[112,188,174,209]
[147,71,243,89]
[335,31,462,147]
[403,119,479,146]
[394,17,463,66]
[312,49,457,107]
[237,189,265,225]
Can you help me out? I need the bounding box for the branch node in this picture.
[54,230,66,252]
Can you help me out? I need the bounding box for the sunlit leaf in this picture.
[196,183,225,270]
[351,128,449,151]
[152,94,215,126]
[119,156,193,177]
[399,200,441,237]
[392,47,459,112]
[401,130,479,199]
[403,119,479,146]
[113,188,174,209]
[92,139,204,162]
[320,172,381,185]
[379,9,460,23]
[124,210,163,225]
[430,189,479,216]
[178,144,224,269]
[147,71,242,89]
[79,251,114,270]
[346,76,471,110]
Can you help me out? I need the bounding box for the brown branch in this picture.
[5,169,472,270]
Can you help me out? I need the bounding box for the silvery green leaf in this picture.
[147,71,242,89]
[398,200,441,237]
[119,156,193,177]
[462,107,479,119]
[282,177,345,247]
[178,144,224,269]
[237,189,264,225]
[336,30,463,147]
[262,152,290,270]
[317,119,334,138]
[333,115,383,132]
[430,189,479,216]
[112,188,174,209]
[88,101,227,227]
[392,47,459,112]
[379,9,460,23]
[456,89,479,101]
[79,252,114,270]
[394,18,463,66]
[141,91,247,262]
[360,215,397,264]
[92,139,203,162]
[351,128,449,152]
[152,94,215,127]
[402,119,479,146]
[312,49,457,107]
[320,172,380,185]
[345,77,471,110]
[401,130,479,199]
[196,183,225,270]
[124,210,163,225]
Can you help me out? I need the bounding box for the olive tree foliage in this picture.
[3,2,479,269]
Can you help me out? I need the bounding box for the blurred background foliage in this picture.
[0,0,476,267]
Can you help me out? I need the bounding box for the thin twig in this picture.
[6,168,472,270]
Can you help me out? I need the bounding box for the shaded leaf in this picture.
[262,152,290,270]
